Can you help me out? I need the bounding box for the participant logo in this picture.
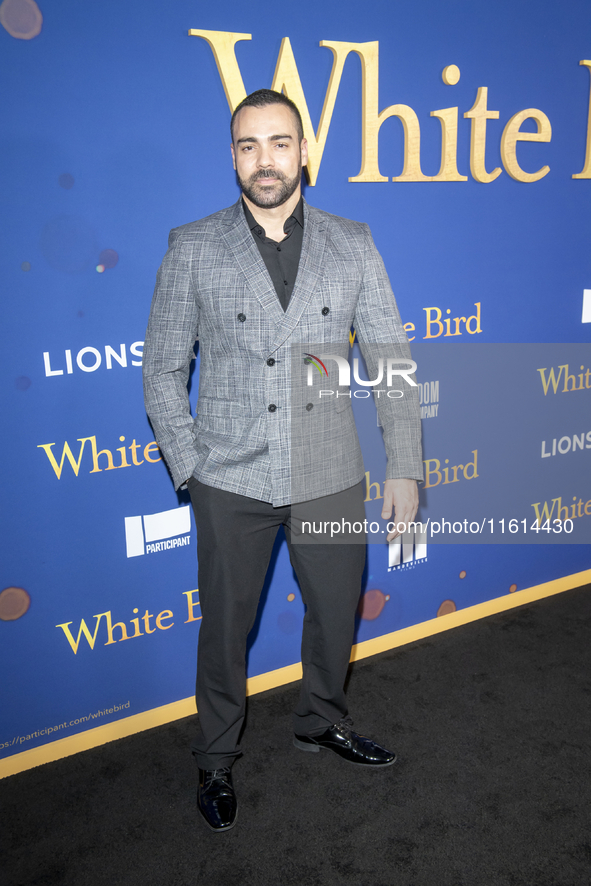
[124,506,191,557]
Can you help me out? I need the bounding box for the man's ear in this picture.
[231,142,236,171]
[300,138,309,168]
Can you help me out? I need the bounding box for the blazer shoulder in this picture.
[305,202,370,238]
[167,202,239,249]
[305,203,371,260]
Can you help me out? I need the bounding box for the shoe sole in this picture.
[293,737,397,767]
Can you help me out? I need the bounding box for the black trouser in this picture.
[187,478,366,769]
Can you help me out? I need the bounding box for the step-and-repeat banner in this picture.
[1,0,590,768]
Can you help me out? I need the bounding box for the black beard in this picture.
[238,166,301,209]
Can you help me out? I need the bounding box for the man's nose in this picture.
[257,146,274,167]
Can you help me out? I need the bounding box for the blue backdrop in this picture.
[1,0,590,766]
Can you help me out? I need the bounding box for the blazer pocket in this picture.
[196,396,250,418]
[194,396,255,439]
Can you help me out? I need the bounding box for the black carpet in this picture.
[3,584,591,886]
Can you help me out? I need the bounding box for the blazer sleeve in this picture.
[142,234,200,490]
[352,224,424,482]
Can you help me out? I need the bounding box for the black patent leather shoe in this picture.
[293,717,397,767]
[197,767,237,832]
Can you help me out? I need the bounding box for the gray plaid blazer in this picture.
[143,198,423,505]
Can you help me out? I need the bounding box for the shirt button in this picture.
[306,403,314,412]
[277,246,281,251]
[321,306,330,316]
[237,313,246,322]
[266,358,275,366]
[283,280,288,286]
[268,404,277,413]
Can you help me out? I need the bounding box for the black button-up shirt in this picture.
[242,198,304,312]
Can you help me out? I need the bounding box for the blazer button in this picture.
[268,404,277,413]
[321,306,330,316]
[306,403,314,411]
[237,313,246,322]
[266,358,276,366]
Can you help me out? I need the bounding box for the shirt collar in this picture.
[242,196,304,235]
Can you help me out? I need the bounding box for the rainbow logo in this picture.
[303,353,329,376]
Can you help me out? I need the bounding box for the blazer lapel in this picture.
[268,201,327,353]
[219,199,284,321]
[219,199,328,351]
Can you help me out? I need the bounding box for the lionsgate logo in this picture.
[124,506,191,558]
[43,341,144,377]
[388,525,428,571]
[304,352,417,400]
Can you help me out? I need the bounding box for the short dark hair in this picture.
[231,89,304,144]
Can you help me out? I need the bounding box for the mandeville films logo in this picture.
[124,506,191,558]
[388,526,428,571]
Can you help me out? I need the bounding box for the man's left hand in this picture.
[381,479,419,542]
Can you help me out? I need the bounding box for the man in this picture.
[143,89,423,832]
